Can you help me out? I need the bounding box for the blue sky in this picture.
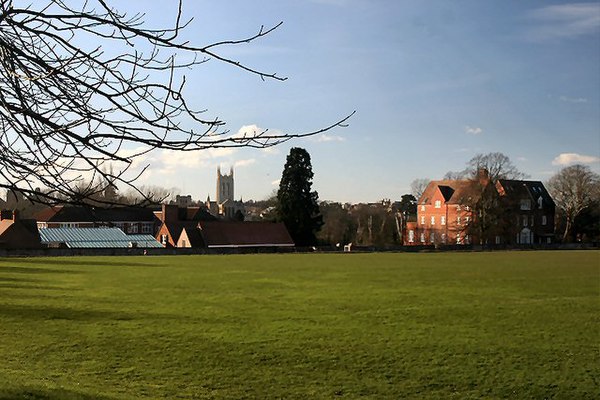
[122,0,600,203]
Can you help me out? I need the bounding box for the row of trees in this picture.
[274,149,599,247]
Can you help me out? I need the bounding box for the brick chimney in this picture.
[161,204,179,223]
[477,168,490,186]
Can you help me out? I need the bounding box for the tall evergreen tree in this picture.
[277,148,323,246]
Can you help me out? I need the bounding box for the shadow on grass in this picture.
[0,276,40,283]
[0,265,85,275]
[0,303,174,322]
[3,258,160,268]
[0,283,76,291]
[0,388,116,400]
[0,303,137,321]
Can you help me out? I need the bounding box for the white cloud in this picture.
[559,95,588,103]
[552,152,600,166]
[314,133,346,142]
[271,179,280,186]
[261,146,280,155]
[465,126,483,135]
[234,159,256,168]
[517,156,528,162]
[527,3,600,41]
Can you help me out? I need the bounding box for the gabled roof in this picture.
[496,180,555,208]
[181,207,216,221]
[437,185,455,202]
[161,221,200,244]
[0,218,41,249]
[420,180,482,205]
[35,206,95,223]
[180,226,205,247]
[198,221,294,248]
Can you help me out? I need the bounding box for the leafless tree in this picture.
[444,152,526,183]
[547,164,600,242]
[410,178,430,201]
[466,152,527,181]
[0,0,353,206]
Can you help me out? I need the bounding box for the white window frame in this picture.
[431,216,435,225]
[421,216,425,225]
[420,233,425,243]
[542,215,547,226]
[441,216,446,225]
[408,230,415,243]
[434,200,441,208]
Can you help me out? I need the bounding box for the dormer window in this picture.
[434,200,441,208]
[520,199,531,210]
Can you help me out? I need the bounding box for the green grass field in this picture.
[0,251,598,399]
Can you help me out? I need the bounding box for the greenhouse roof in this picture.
[39,228,162,248]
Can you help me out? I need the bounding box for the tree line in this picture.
[279,151,599,247]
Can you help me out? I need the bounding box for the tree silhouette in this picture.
[0,1,352,205]
[547,164,600,242]
[276,147,322,246]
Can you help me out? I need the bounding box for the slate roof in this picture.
[35,206,158,223]
[39,227,162,248]
[198,221,294,248]
[496,180,555,208]
[0,218,41,249]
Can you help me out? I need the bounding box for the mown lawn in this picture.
[0,251,598,399]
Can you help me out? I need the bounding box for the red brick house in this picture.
[405,173,555,246]
[406,178,483,246]
[0,210,41,249]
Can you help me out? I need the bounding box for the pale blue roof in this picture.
[39,228,162,248]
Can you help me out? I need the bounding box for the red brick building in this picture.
[405,173,555,246]
[406,179,481,246]
[155,204,294,248]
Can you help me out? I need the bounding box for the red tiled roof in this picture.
[420,179,482,205]
[198,221,294,248]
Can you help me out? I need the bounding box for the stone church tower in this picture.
[206,166,244,219]
[216,166,234,204]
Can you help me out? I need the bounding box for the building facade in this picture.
[405,173,555,246]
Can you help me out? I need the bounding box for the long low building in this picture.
[39,227,163,249]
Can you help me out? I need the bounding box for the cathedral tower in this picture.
[216,166,234,204]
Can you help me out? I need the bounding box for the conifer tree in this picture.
[277,148,323,246]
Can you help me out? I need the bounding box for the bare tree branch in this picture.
[0,0,353,206]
